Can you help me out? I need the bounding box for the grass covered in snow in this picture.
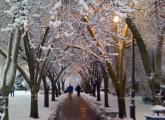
[9,90,66,120]
[82,92,153,120]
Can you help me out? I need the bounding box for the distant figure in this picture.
[76,84,81,96]
[161,88,165,103]
[67,84,73,100]
[24,87,27,92]
[10,86,15,97]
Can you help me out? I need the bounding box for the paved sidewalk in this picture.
[54,94,99,120]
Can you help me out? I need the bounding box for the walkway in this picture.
[54,94,99,120]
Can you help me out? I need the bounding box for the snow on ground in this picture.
[9,90,66,120]
[8,91,154,120]
[82,92,153,120]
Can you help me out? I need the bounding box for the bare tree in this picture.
[0,0,32,119]
[125,0,165,104]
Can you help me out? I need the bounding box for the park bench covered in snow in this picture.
[108,111,119,118]
[145,105,165,120]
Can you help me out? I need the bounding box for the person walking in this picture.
[10,86,15,97]
[67,84,73,100]
[76,84,81,96]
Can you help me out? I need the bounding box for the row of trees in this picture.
[53,0,164,118]
[0,0,72,119]
[0,0,164,119]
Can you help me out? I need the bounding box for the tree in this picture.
[125,0,165,104]
[0,0,31,119]
[92,60,102,101]
[42,74,49,107]
[23,26,51,118]
[46,60,71,101]
[100,61,109,107]
[78,66,92,94]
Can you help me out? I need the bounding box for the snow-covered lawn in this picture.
[9,90,66,120]
[8,91,154,120]
[82,92,153,120]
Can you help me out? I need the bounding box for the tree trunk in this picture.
[57,82,61,95]
[55,85,59,97]
[43,76,49,107]
[90,79,93,94]
[126,17,152,76]
[149,79,160,105]
[1,28,21,120]
[30,91,39,118]
[3,95,9,120]
[101,63,109,107]
[97,83,101,101]
[117,95,126,118]
[51,83,55,101]
[44,88,49,107]
[61,81,65,92]
[104,78,109,107]
[92,84,96,97]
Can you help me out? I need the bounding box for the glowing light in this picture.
[113,16,119,23]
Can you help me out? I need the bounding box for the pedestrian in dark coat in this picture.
[76,84,81,96]
[67,84,73,99]
[10,86,15,97]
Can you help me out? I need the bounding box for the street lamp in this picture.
[130,34,136,120]
[113,16,119,23]
[113,15,119,44]
[113,16,119,37]
[113,16,119,78]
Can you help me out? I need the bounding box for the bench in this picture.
[146,115,165,120]
[108,111,119,118]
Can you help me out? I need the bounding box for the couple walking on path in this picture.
[51,84,99,120]
[67,84,81,99]
[54,92,98,120]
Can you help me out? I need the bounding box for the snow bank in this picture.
[9,91,65,120]
[8,91,153,120]
[82,92,152,120]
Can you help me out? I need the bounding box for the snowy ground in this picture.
[82,92,153,120]
[9,91,154,120]
[9,90,66,120]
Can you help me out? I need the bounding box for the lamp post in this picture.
[113,16,119,43]
[113,16,119,78]
[113,16,119,23]
[113,16,119,45]
[130,35,136,119]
